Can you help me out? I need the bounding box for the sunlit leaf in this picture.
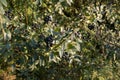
[0,0,7,7]
[74,42,81,51]
[66,0,73,6]
[67,43,76,49]
[40,0,43,4]
[0,0,119,79]
[7,30,12,41]
[0,3,5,14]
[59,0,64,2]
[98,76,105,80]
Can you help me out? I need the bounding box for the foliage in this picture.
[0,0,120,80]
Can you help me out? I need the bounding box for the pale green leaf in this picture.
[40,0,43,4]
[98,76,105,80]
[66,0,73,6]
[3,30,7,41]
[59,49,63,58]
[0,0,7,7]
[67,43,76,49]
[0,3,5,14]
[7,30,12,41]
[59,0,64,2]
[74,42,81,51]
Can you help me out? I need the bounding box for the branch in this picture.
[104,40,120,48]
[44,31,73,56]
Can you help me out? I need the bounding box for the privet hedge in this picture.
[0,0,120,80]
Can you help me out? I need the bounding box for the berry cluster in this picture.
[88,24,94,30]
[31,23,39,30]
[44,16,52,24]
[63,10,71,17]
[82,32,90,41]
[96,44,104,53]
[106,21,116,31]
[4,10,13,20]
[62,52,70,61]
[44,35,53,48]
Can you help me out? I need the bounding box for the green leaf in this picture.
[39,56,45,66]
[98,76,105,80]
[7,30,12,41]
[59,0,64,2]
[0,0,7,7]
[29,64,36,71]
[66,0,73,6]
[59,49,63,58]
[67,43,76,49]
[6,43,11,50]
[0,3,5,14]
[3,30,11,41]
[49,52,54,62]
[74,42,81,51]
[3,31,7,41]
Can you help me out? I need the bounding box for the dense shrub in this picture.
[0,0,120,80]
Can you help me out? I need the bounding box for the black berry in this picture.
[82,33,90,41]
[4,9,13,20]
[107,23,116,31]
[44,35,53,48]
[63,10,71,17]
[96,44,101,49]
[88,24,94,30]
[62,52,69,61]
[44,16,52,24]
[106,20,116,31]
[31,23,39,29]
